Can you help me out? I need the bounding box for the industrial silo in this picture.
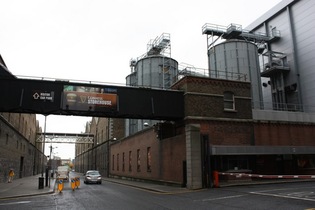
[127,55,178,88]
[208,39,263,109]
[125,33,178,136]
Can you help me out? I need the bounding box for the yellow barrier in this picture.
[70,178,76,191]
[75,177,80,188]
[57,179,64,193]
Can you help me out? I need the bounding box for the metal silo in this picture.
[129,55,178,88]
[208,39,263,109]
[125,33,178,136]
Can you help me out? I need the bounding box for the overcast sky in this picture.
[0,0,282,159]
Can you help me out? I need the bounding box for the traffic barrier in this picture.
[57,179,64,193]
[219,172,315,179]
[213,171,219,188]
[71,178,76,191]
[215,172,315,187]
[75,177,80,188]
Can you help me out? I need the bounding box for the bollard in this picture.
[58,179,64,193]
[213,170,219,188]
[38,177,44,189]
[75,177,80,188]
[71,178,76,191]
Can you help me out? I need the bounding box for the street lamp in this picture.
[49,145,57,176]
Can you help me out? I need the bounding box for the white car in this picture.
[84,170,102,184]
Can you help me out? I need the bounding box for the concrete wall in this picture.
[185,124,202,189]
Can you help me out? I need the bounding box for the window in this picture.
[129,151,132,172]
[224,91,235,110]
[117,154,119,171]
[112,154,115,170]
[147,147,151,172]
[122,152,125,172]
[137,149,141,172]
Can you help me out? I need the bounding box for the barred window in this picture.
[147,147,151,172]
[122,152,125,172]
[117,154,119,171]
[129,151,132,172]
[137,149,141,172]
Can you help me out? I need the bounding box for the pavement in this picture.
[1,174,314,200]
[0,174,56,200]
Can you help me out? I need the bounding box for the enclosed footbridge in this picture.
[36,133,94,144]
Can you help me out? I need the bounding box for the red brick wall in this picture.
[110,128,186,184]
[254,123,315,146]
[172,76,252,120]
[200,121,253,145]
[160,134,186,182]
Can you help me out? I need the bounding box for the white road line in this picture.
[250,191,315,202]
[196,194,246,202]
[0,201,31,206]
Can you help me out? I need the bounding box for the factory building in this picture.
[108,0,315,189]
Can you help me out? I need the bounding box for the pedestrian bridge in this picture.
[0,77,184,120]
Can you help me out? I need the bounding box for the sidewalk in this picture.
[102,177,192,194]
[0,175,56,200]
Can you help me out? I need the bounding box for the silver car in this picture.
[84,170,102,184]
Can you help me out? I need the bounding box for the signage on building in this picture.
[33,91,55,102]
[62,85,117,111]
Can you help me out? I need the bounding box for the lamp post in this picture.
[49,145,57,178]
[39,115,47,189]
[41,115,47,177]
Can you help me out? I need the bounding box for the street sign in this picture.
[33,91,54,102]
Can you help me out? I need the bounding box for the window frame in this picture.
[223,91,235,111]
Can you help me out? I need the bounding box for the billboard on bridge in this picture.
[62,85,118,112]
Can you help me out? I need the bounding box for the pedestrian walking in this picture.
[8,169,14,183]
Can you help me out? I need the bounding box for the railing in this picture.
[202,23,281,42]
[252,101,307,112]
[176,66,248,82]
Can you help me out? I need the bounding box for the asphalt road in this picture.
[0,177,315,210]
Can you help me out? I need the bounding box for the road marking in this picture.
[250,191,315,202]
[0,201,31,206]
[196,194,246,202]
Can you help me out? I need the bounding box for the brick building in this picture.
[76,0,315,189]
[109,75,315,189]
[0,55,44,183]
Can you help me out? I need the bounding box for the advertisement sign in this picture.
[62,85,117,111]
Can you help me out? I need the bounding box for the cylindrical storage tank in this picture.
[125,55,178,136]
[208,40,263,109]
[126,55,178,89]
[126,72,137,86]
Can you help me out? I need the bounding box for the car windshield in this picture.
[87,171,100,176]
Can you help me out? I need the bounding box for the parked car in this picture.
[84,170,102,184]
